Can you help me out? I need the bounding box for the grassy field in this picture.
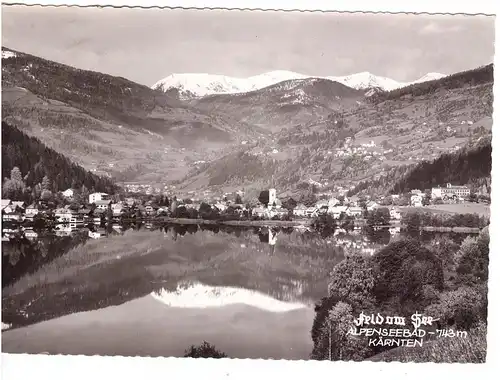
[400,203,490,218]
[369,322,487,363]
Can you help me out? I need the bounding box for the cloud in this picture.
[419,22,464,35]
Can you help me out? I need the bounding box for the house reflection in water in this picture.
[88,228,107,239]
[55,224,77,237]
[268,227,278,255]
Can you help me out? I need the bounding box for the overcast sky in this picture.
[1,5,495,86]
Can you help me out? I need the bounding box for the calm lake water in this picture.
[1,223,473,359]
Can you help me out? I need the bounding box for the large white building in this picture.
[89,192,109,204]
[431,183,470,199]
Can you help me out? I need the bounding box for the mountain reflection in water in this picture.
[1,223,475,358]
[151,281,308,312]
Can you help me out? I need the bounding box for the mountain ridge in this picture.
[152,70,447,99]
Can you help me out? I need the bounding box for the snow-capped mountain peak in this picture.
[328,72,403,92]
[152,70,447,99]
[413,72,447,83]
[152,73,247,97]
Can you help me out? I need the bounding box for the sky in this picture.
[1,5,495,86]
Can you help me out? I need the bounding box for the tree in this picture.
[422,193,431,206]
[2,122,117,197]
[2,167,27,200]
[183,341,227,359]
[311,296,373,361]
[328,254,378,310]
[425,284,487,330]
[258,190,269,206]
[454,227,489,286]
[299,191,317,207]
[467,193,478,203]
[323,302,371,361]
[10,167,23,182]
[170,196,178,214]
[199,202,212,214]
[81,184,90,203]
[282,197,297,211]
[172,205,189,219]
[40,189,53,202]
[41,175,52,192]
[106,207,113,222]
[373,238,444,315]
[427,235,460,273]
[402,211,421,231]
[358,195,368,210]
[366,207,390,227]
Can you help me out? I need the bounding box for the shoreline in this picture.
[159,217,313,227]
[5,218,483,233]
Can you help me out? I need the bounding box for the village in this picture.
[0,180,478,230]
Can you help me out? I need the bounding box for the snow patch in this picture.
[2,50,17,59]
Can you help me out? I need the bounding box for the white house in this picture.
[268,208,288,219]
[214,202,227,212]
[95,200,112,210]
[25,204,39,218]
[89,229,106,239]
[304,207,319,218]
[329,206,348,219]
[62,188,74,199]
[411,194,423,207]
[24,230,39,240]
[125,198,137,207]
[3,213,23,222]
[252,206,269,218]
[347,206,363,218]
[366,201,379,211]
[328,198,340,207]
[111,203,124,216]
[293,204,308,217]
[89,192,108,204]
[1,199,12,210]
[431,187,442,199]
[55,208,76,223]
[389,226,401,235]
[11,201,26,211]
[390,208,401,220]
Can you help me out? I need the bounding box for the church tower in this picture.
[268,188,277,208]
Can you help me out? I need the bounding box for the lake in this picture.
[1,223,474,359]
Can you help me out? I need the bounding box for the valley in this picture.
[1,47,493,199]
